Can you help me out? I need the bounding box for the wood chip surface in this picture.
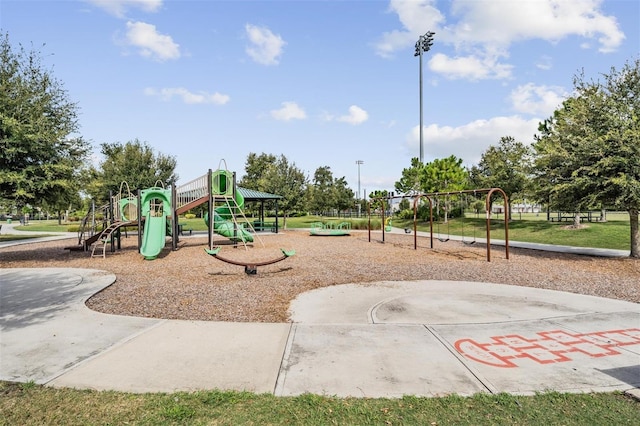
[1,230,638,322]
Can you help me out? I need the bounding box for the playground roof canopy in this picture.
[238,187,282,201]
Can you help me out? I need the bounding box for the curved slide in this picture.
[139,187,172,260]
[205,190,254,243]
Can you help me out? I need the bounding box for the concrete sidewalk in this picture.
[0,222,76,247]
[1,268,638,397]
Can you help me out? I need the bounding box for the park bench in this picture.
[253,221,276,232]
[178,224,193,236]
[549,211,595,222]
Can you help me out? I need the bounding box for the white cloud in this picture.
[337,105,369,125]
[271,101,306,121]
[509,83,568,116]
[407,115,541,165]
[448,0,625,53]
[245,24,286,65]
[87,0,162,18]
[535,55,553,70]
[375,0,444,59]
[429,52,512,80]
[376,0,625,80]
[125,21,180,61]
[144,87,230,105]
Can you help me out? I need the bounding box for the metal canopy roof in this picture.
[238,187,282,201]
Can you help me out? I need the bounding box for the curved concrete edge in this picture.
[288,280,640,324]
[0,268,162,384]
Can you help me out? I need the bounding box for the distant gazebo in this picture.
[238,187,282,233]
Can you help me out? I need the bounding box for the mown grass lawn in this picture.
[283,213,631,251]
[1,382,638,426]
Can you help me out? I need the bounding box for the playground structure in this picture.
[368,188,510,262]
[199,164,295,274]
[72,162,290,264]
[174,164,257,251]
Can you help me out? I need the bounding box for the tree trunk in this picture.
[573,212,581,227]
[57,210,62,225]
[630,208,639,258]
[599,207,607,222]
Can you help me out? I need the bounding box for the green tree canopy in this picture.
[307,166,334,214]
[0,33,90,210]
[533,58,640,257]
[395,156,468,196]
[421,155,468,193]
[238,152,277,190]
[260,154,307,226]
[332,176,355,213]
[86,139,178,201]
[470,136,532,219]
[368,189,390,212]
[395,157,424,195]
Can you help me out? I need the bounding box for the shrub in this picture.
[67,225,81,232]
[397,209,414,220]
[185,213,196,219]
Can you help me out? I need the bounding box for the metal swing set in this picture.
[368,188,510,262]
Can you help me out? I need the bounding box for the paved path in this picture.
[1,268,638,397]
[0,222,76,247]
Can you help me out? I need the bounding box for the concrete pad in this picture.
[289,280,638,325]
[51,321,291,394]
[0,268,160,383]
[275,323,489,398]
[3,268,638,398]
[287,281,410,324]
[431,315,640,395]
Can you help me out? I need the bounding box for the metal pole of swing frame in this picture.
[356,160,363,217]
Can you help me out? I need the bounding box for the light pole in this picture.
[356,160,364,217]
[414,31,435,163]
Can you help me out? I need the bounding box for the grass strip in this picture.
[0,234,54,242]
[1,382,638,425]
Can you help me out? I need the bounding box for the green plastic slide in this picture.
[139,187,172,260]
[140,214,167,260]
[205,210,254,243]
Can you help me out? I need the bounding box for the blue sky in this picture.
[2,0,638,196]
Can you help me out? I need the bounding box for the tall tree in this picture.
[421,155,468,193]
[332,176,355,214]
[470,136,532,220]
[262,155,307,227]
[0,33,90,210]
[307,166,334,214]
[533,59,640,257]
[89,139,178,200]
[421,155,468,222]
[395,157,425,195]
[395,156,467,196]
[239,152,277,190]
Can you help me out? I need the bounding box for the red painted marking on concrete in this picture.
[454,339,516,368]
[454,328,640,368]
